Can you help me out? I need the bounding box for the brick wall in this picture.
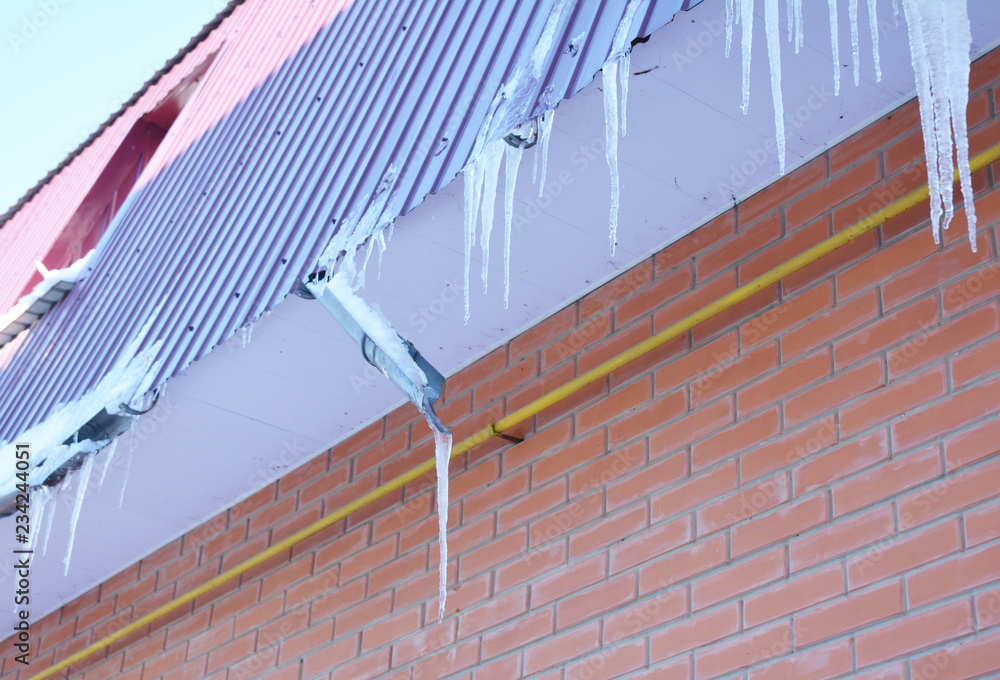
[6,46,1000,680]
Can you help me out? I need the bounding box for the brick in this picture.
[829,103,920,174]
[603,587,688,642]
[497,479,565,533]
[965,501,1000,547]
[463,468,528,522]
[741,417,837,482]
[654,331,739,395]
[897,456,1000,529]
[833,444,943,516]
[339,537,396,584]
[494,541,566,593]
[691,406,781,471]
[576,316,654,375]
[205,632,255,673]
[737,349,831,416]
[446,346,506,398]
[950,335,1000,388]
[888,304,999,381]
[909,628,1000,680]
[941,259,1000,316]
[692,547,786,611]
[530,490,604,547]
[738,218,830,285]
[502,419,572,474]
[510,303,577,361]
[856,600,974,667]
[362,607,421,653]
[570,439,646,499]
[615,265,692,328]
[748,639,853,680]
[781,289,879,362]
[564,639,646,680]
[695,620,792,680]
[697,473,789,536]
[841,366,948,437]
[785,358,884,427]
[739,281,835,350]
[646,397,734,460]
[786,155,882,228]
[847,519,962,590]
[523,621,600,675]
[796,580,905,646]
[651,462,738,523]
[459,528,525,579]
[698,212,783,282]
[335,590,393,635]
[278,619,335,663]
[655,210,736,274]
[606,450,687,511]
[976,588,1000,629]
[882,232,995,312]
[482,608,554,659]
[569,503,648,560]
[610,388,689,449]
[531,554,606,608]
[648,603,740,663]
[794,429,890,494]
[474,354,539,408]
[576,376,651,434]
[331,648,391,680]
[610,514,694,575]
[532,428,607,488]
[732,493,828,557]
[458,587,528,640]
[556,574,636,630]
[581,259,655,321]
[833,295,940,370]
[745,564,844,628]
[944,417,1000,471]
[907,542,1000,608]
[652,269,738,337]
[789,504,895,572]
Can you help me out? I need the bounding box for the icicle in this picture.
[433,426,453,623]
[619,50,631,136]
[39,484,57,556]
[725,0,735,57]
[795,0,804,53]
[943,0,977,248]
[96,439,117,490]
[462,160,482,323]
[829,0,841,95]
[849,0,861,86]
[740,0,754,113]
[119,417,138,508]
[503,141,523,309]
[893,0,900,20]
[868,0,882,81]
[479,140,504,293]
[63,455,94,576]
[765,0,786,175]
[786,0,793,43]
[25,485,51,556]
[537,111,554,198]
[603,62,621,255]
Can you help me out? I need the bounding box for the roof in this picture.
[0,0,701,470]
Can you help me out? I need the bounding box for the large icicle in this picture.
[433,427,453,623]
[765,0,786,174]
[868,0,882,81]
[901,0,977,249]
[63,454,94,576]
[479,139,504,293]
[463,159,483,323]
[504,141,523,309]
[725,0,735,57]
[849,0,861,86]
[740,0,754,113]
[828,0,841,95]
[537,111,554,198]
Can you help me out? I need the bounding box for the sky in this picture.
[0,0,227,213]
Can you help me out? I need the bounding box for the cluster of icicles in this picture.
[725,0,977,249]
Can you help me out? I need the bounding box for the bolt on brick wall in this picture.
[7,46,1000,680]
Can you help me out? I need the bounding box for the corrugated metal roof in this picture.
[0,0,700,448]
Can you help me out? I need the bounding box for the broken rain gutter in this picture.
[28,140,1000,680]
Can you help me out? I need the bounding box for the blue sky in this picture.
[0,0,226,213]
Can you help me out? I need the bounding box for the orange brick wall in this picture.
[7,46,1000,680]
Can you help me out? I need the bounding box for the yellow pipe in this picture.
[30,141,1000,680]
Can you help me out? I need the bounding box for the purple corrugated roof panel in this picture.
[0,0,700,446]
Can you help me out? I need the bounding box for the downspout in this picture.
[28,140,1000,680]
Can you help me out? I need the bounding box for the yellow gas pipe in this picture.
[29,140,1000,680]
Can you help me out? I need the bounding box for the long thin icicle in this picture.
[63,455,94,576]
[39,483,57,556]
[765,0,786,174]
[537,111,555,198]
[740,0,754,113]
[849,0,861,86]
[504,142,523,308]
[868,0,882,81]
[943,0,977,248]
[25,485,51,556]
[725,0,735,57]
[463,160,483,323]
[433,427,453,623]
[479,140,504,293]
[97,439,116,490]
[603,62,621,255]
[829,0,841,95]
